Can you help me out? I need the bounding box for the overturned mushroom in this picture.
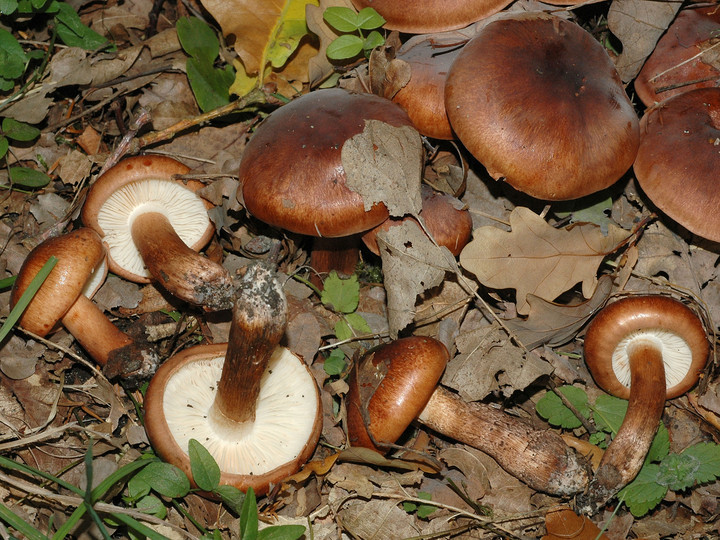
[576,295,709,515]
[144,263,322,495]
[347,336,591,496]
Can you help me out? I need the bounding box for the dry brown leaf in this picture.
[608,0,682,82]
[337,498,421,539]
[377,221,458,337]
[503,274,614,350]
[306,0,354,87]
[342,120,423,217]
[460,207,630,315]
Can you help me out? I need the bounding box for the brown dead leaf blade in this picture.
[460,207,629,315]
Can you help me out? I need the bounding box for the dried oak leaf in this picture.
[460,207,630,315]
[306,0,355,87]
[337,498,421,540]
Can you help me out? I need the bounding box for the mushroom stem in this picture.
[131,212,234,311]
[576,340,666,514]
[212,264,287,424]
[310,236,360,287]
[61,295,133,366]
[418,386,591,496]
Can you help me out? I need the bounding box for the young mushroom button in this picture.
[143,263,322,496]
[82,155,234,311]
[347,337,591,496]
[10,228,160,383]
[576,295,709,515]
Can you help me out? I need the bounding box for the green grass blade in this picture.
[108,512,170,540]
[0,502,48,540]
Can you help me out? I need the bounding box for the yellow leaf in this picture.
[230,59,259,97]
[459,207,630,315]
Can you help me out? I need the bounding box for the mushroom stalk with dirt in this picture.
[346,336,591,496]
[575,295,709,515]
[143,262,322,495]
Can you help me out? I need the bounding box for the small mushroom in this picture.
[445,12,639,200]
[144,263,322,495]
[82,155,234,311]
[576,295,709,515]
[10,228,159,382]
[347,337,591,496]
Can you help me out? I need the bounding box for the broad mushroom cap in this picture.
[350,0,513,33]
[238,88,416,239]
[634,87,720,242]
[634,7,720,106]
[445,11,639,200]
[11,228,106,336]
[584,295,709,401]
[144,344,322,495]
[82,155,215,283]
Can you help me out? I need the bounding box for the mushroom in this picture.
[349,0,512,34]
[237,88,418,284]
[361,184,472,257]
[445,11,639,200]
[633,87,720,242]
[143,263,322,495]
[634,6,720,107]
[575,295,709,515]
[82,155,234,311]
[10,228,159,382]
[346,336,591,496]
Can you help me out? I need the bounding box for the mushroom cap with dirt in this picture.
[82,155,233,311]
[144,263,322,495]
[576,295,709,515]
[445,11,639,200]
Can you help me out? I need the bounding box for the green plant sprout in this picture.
[176,17,235,113]
[323,6,386,61]
[403,491,437,519]
[537,385,720,516]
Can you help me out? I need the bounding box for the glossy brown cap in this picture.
[392,38,461,140]
[634,88,720,242]
[445,12,639,200]
[350,0,512,33]
[584,296,709,400]
[238,89,414,238]
[635,7,720,107]
[10,228,106,336]
[346,336,449,452]
[362,184,472,256]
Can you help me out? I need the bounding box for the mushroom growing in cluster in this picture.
[576,295,709,514]
[445,11,639,200]
[346,336,591,496]
[144,263,322,495]
[82,155,234,311]
[10,228,159,382]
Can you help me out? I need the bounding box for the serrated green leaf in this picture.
[323,348,346,376]
[326,34,364,60]
[592,393,627,435]
[257,525,306,540]
[356,7,385,30]
[53,1,111,50]
[177,17,219,63]
[362,30,385,52]
[215,484,245,514]
[2,117,40,141]
[135,494,166,518]
[323,6,359,32]
[619,463,667,517]
[588,431,607,447]
[334,319,352,341]
[657,442,720,492]
[0,27,27,80]
[681,442,720,485]
[344,312,371,334]
[189,439,221,492]
[646,422,670,464]
[8,166,51,187]
[321,271,360,313]
[133,462,190,498]
[535,386,589,429]
[240,487,259,540]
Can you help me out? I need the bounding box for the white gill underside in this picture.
[611,329,693,389]
[96,179,210,277]
[162,348,319,475]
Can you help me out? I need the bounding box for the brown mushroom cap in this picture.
[392,38,461,140]
[445,12,639,200]
[346,336,449,451]
[634,7,720,107]
[584,295,709,400]
[238,89,416,238]
[634,87,720,242]
[82,155,215,283]
[11,228,106,336]
[350,0,512,33]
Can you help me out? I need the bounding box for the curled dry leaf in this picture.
[338,498,422,539]
[460,207,630,315]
